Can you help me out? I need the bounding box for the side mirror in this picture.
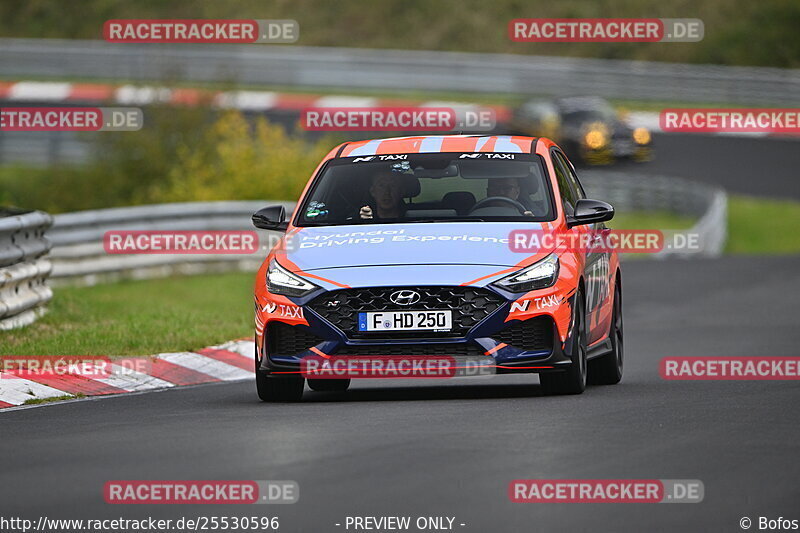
[568,199,614,227]
[252,205,288,231]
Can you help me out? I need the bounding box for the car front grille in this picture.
[307,286,506,338]
[492,316,553,352]
[266,321,484,358]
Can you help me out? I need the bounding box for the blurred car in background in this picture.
[512,96,652,165]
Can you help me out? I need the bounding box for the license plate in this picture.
[358,310,452,332]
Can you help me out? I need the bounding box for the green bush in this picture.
[0,109,334,213]
[152,111,331,203]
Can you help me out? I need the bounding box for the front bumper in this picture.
[581,143,652,164]
[259,285,572,376]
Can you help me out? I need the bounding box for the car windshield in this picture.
[564,109,614,123]
[296,152,555,226]
[561,101,616,125]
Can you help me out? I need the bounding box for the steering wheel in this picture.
[469,196,528,214]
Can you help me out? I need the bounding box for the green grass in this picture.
[24,394,84,405]
[610,197,800,254]
[0,272,254,356]
[727,195,800,254]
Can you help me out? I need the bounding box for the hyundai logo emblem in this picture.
[389,290,421,306]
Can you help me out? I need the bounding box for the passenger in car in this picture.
[359,171,412,220]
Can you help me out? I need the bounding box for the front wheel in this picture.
[540,290,587,395]
[588,280,623,385]
[255,348,304,402]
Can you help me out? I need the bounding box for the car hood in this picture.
[282,222,542,272]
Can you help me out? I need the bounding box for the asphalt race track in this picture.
[2,255,798,532]
[616,133,800,199]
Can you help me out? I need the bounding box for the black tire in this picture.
[307,379,351,392]
[540,290,587,395]
[255,348,304,402]
[588,280,623,385]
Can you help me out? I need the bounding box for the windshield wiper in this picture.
[405,218,486,223]
[298,217,489,227]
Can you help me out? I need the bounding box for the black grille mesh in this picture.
[308,286,505,337]
[492,316,553,352]
[267,322,323,356]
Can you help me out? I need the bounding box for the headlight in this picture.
[633,127,651,145]
[584,130,607,149]
[492,253,560,293]
[267,260,320,297]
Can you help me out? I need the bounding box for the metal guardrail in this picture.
[581,171,727,258]
[0,131,89,167]
[46,174,727,286]
[1,38,799,106]
[0,208,53,330]
[48,201,294,285]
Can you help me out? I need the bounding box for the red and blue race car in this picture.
[252,135,622,401]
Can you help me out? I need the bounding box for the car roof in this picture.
[336,135,539,158]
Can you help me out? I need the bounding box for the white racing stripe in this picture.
[0,342,257,409]
[157,352,252,381]
[214,91,278,110]
[115,85,172,105]
[0,375,70,405]
[9,81,72,101]
[312,96,379,108]
[0,80,794,140]
[92,364,176,392]
[213,340,256,360]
